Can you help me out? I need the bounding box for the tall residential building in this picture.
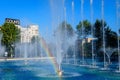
[5,18,39,43]
[20,25,39,43]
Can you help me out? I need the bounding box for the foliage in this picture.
[55,21,74,39]
[94,20,117,52]
[76,20,91,58]
[84,42,92,58]
[1,23,20,57]
[105,27,117,48]
[94,20,104,51]
[76,20,91,38]
[76,19,118,60]
[94,20,118,60]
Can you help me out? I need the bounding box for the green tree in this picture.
[55,21,74,39]
[94,20,103,51]
[105,27,117,48]
[94,19,118,61]
[1,23,20,57]
[94,19,117,50]
[76,20,91,58]
[84,42,92,58]
[0,28,3,40]
[54,21,75,57]
[76,20,91,38]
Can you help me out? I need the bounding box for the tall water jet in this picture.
[90,0,95,67]
[35,37,38,57]
[116,0,120,72]
[56,0,76,75]
[72,0,76,65]
[56,16,63,74]
[0,31,5,57]
[49,0,78,76]
[54,32,62,76]
[64,5,68,64]
[105,48,115,65]
[81,0,85,65]
[40,37,43,57]
[50,0,66,76]
[0,32,2,45]
[90,0,94,66]
[24,28,29,65]
[101,0,106,69]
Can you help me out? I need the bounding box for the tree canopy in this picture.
[76,19,118,59]
[1,23,20,57]
[94,19,117,50]
[55,21,74,39]
[76,20,91,38]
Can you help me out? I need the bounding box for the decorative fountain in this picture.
[116,0,120,73]
[101,0,107,70]
[105,48,116,65]
[0,0,120,80]
[0,32,5,58]
[72,0,77,65]
[100,47,116,70]
[90,0,98,68]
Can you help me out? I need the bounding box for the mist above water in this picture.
[0,33,5,57]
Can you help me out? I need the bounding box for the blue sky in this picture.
[0,0,118,38]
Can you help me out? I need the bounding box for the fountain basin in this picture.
[0,59,120,80]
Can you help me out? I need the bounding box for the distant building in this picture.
[20,25,39,43]
[5,18,39,43]
[5,18,20,25]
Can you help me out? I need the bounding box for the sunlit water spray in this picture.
[90,0,96,67]
[116,0,120,72]
[101,0,107,70]
[0,32,5,57]
[81,0,85,65]
[72,0,76,65]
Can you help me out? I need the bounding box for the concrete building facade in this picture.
[20,25,39,43]
[5,18,39,43]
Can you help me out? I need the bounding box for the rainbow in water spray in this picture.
[39,37,61,76]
